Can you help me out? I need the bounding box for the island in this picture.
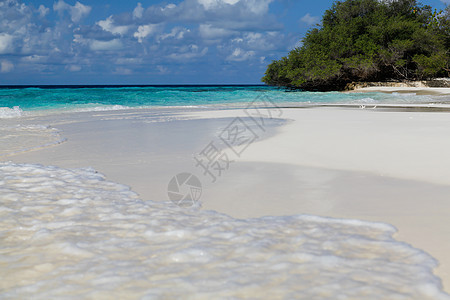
[262,0,450,91]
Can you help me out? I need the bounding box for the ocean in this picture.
[1,85,449,299]
[0,85,447,116]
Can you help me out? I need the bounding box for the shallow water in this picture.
[0,162,448,299]
[0,85,447,117]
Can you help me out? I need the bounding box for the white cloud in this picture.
[53,0,91,23]
[134,24,159,43]
[199,24,235,39]
[157,65,169,74]
[72,2,91,22]
[167,45,208,61]
[90,39,123,51]
[133,0,279,32]
[243,32,275,50]
[53,0,65,11]
[133,3,144,19]
[97,16,131,36]
[196,0,272,15]
[0,60,14,73]
[300,13,319,26]
[0,0,59,59]
[163,4,177,11]
[22,55,47,63]
[38,5,49,17]
[226,48,255,61]
[227,31,280,55]
[159,27,190,40]
[0,0,291,81]
[244,0,272,15]
[116,58,143,65]
[0,34,14,54]
[198,0,240,10]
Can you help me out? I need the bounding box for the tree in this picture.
[262,0,450,91]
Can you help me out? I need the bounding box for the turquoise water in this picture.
[0,85,444,114]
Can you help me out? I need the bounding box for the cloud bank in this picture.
[0,0,299,83]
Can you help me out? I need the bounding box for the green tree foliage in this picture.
[262,0,450,91]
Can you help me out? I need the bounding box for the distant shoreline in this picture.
[348,86,450,96]
[345,78,450,95]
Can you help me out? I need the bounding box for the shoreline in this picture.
[348,86,450,96]
[2,104,450,296]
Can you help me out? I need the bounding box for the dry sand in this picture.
[188,107,450,291]
[351,86,450,96]
[4,101,450,293]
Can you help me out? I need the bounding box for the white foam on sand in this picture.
[71,104,132,113]
[0,162,448,299]
[0,106,23,118]
[0,124,67,158]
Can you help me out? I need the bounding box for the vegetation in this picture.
[262,0,450,91]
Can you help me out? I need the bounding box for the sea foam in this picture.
[0,162,448,299]
[0,106,23,118]
[0,125,67,158]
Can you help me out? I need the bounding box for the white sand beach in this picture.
[193,106,450,291]
[351,86,450,96]
[2,92,450,297]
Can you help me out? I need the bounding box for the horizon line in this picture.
[0,84,268,89]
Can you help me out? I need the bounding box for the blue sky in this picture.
[0,0,448,85]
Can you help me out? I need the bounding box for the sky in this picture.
[0,0,448,85]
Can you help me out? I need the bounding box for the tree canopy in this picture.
[262,0,450,91]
